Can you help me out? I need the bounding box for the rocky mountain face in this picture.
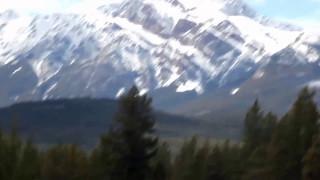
[0,0,319,119]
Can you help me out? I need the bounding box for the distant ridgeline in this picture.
[0,98,202,148]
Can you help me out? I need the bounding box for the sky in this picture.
[0,0,319,29]
[244,0,320,29]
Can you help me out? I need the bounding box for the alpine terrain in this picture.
[0,0,320,120]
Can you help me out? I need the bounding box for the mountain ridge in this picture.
[0,0,319,118]
[0,98,230,147]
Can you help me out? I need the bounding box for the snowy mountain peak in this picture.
[167,0,256,16]
[108,0,256,25]
[0,0,319,107]
[0,9,19,20]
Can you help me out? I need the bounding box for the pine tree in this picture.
[243,99,264,153]
[98,86,158,180]
[41,144,89,180]
[242,146,273,180]
[172,137,213,180]
[206,145,225,180]
[303,136,320,180]
[0,128,23,180]
[89,135,117,180]
[268,87,319,180]
[0,127,5,180]
[243,112,277,180]
[221,141,244,180]
[172,136,198,180]
[151,142,172,180]
[261,112,277,143]
[193,140,210,180]
[14,139,41,180]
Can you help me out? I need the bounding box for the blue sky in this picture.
[245,0,320,18]
[244,0,320,28]
[0,0,319,28]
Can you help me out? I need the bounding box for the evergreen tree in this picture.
[243,112,277,179]
[220,141,244,180]
[41,144,89,180]
[261,112,277,143]
[0,128,23,180]
[0,127,5,180]
[14,139,41,180]
[193,140,210,180]
[151,142,172,180]
[242,146,273,180]
[303,136,320,180]
[98,86,158,180]
[206,145,225,180]
[268,87,319,180]
[89,135,117,180]
[172,136,198,180]
[243,99,264,152]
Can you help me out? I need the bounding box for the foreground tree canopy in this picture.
[0,87,319,180]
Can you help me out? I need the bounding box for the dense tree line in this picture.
[0,87,319,180]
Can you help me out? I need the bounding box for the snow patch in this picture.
[116,87,126,98]
[228,16,300,55]
[176,80,203,94]
[30,59,63,86]
[308,80,320,88]
[113,17,165,45]
[139,88,148,95]
[43,82,57,100]
[230,88,240,95]
[253,70,264,79]
[10,67,22,77]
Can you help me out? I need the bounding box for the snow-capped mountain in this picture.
[0,0,319,109]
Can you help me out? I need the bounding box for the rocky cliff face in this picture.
[0,0,319,111]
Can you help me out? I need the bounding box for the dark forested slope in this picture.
[0,98,203,147]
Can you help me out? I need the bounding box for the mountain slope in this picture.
[0,98,206,147]
[0,0,319,116]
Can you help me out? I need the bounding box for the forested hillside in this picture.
[0,98,202,147]
[0,86,319,179]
